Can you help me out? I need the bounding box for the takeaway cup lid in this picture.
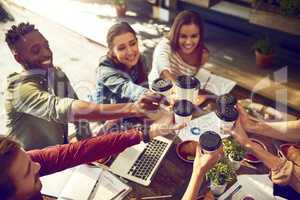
[151,78,173,92]
[176,75,200,89]
[173,100,194,117]
[216,94,237,109]
[216,107,239,122]
[200,131,222,152]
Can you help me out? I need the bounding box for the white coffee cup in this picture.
[175,75,200,104]
[215,107,239,134]
[151,78,173,102]
[173,100,194,124]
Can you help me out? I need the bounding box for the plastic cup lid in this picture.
[216,107,239,122]
[176,75,200,89]
[200,131,222,151]
[173,100,194,116]
[216,94,237,109]
[152,78,173,92]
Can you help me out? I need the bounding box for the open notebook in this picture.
[41,164,131,200]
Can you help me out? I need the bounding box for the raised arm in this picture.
[28,130,142,176]
[70,100,143,122]
[14,81,163,123]
[230,118,284,170]
[182,142,222,200]
[238,104,300,142]
[151,38,177,82]
[228,118,300,191]
[28,116,185,176]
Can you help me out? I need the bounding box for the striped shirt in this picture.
[148,37,201,84]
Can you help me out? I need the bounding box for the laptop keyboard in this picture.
[127,139,169,180]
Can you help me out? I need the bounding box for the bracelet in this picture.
[271,158,287,172]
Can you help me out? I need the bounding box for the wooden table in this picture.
[123,85,299,200]
[43,85,299,200]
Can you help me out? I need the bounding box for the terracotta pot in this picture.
[255,50,274,68]
[115,4,127,17]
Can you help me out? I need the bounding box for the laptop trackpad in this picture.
[110,142,146,172]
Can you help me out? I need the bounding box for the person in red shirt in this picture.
[0,120,185,200]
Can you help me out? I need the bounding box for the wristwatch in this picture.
[136,125,151,143]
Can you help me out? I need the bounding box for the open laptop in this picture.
[109,136,172,186]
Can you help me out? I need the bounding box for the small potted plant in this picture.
[113,0,127,17]
[207,159,235,196]
[251,0,261,8]
[223,136,246,170]
[253,37,275,68]
[280,0,300,16]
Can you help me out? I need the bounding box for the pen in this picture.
[224,185,242,200]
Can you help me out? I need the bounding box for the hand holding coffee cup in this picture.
[199,131,222,154]
[151,78,173,104]
[195,131,223,173]
[215,94,238,134]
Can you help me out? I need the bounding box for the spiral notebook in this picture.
[41,164,131,200]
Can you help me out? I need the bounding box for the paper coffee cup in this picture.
[173,100,194,124]
[151,78,173,101]
[175,75,200,104]
[215,107,239,134]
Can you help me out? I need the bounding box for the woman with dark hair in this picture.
[148,10,209,83]
[93,22,151,104]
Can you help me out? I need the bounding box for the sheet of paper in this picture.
[205,74,236,96]
[195,68,211,89]
[41,168,74,197]
[59,165,102,200]
[218,174,279,200]
[178,112,229,141]
[92,170,131,200]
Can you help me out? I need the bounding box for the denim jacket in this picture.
[93,56,149,104]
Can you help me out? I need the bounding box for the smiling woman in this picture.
[148,10,210,84]
[92,22,151,105]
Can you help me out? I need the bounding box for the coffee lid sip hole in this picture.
[191,127,201,135]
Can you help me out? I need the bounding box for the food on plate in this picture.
[176,140,197,163]
[240,99,282,121]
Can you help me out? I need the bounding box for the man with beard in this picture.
[4,22,165,150]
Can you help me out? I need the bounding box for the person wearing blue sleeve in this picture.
[92,22,151,104]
